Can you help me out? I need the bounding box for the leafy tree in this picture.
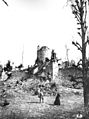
[68,0,89,118]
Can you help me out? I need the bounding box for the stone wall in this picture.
[35,46,59,81]
[37,46,52,63]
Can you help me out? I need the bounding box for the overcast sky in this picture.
[0,0,89,67]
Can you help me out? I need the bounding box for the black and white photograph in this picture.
[0,0,89,119]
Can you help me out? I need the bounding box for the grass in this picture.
[0,87,84,119]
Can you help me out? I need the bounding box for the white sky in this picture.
[0,0,89,67]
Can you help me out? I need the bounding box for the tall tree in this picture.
[68,0,89,118]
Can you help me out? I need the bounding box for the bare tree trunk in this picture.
[82,11,89,119]
[69,0,89,118]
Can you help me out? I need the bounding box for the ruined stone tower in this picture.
[35,45,58,81]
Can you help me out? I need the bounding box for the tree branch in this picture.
[75,0,80,11]
[77,59,82,67]
[84,1,87,26]
[2,0,8,6]
[72,41,82,52]
[85,36,89,46]
[77,32,82,38]
[75,13,81,22]
[76,41,82,48]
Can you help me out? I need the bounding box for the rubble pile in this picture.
[21,79,57,96]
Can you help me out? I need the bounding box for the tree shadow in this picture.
[48,103,61,106]
[27,101,40,104]
[48,103,54,106]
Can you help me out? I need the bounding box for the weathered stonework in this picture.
[35,46,59,82]
[37,45,52,63]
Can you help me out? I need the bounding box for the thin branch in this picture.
[84,1,87,25]
[71,4,81,23]
[75,0,80,11]
[77,59,82,67]
[76,14,81,22]
[2,0,8,6]
[71,4,78,12]
[72,41,82,52]
[85,36,89,46]
[77,32,82,38]
[76,41,82,49]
